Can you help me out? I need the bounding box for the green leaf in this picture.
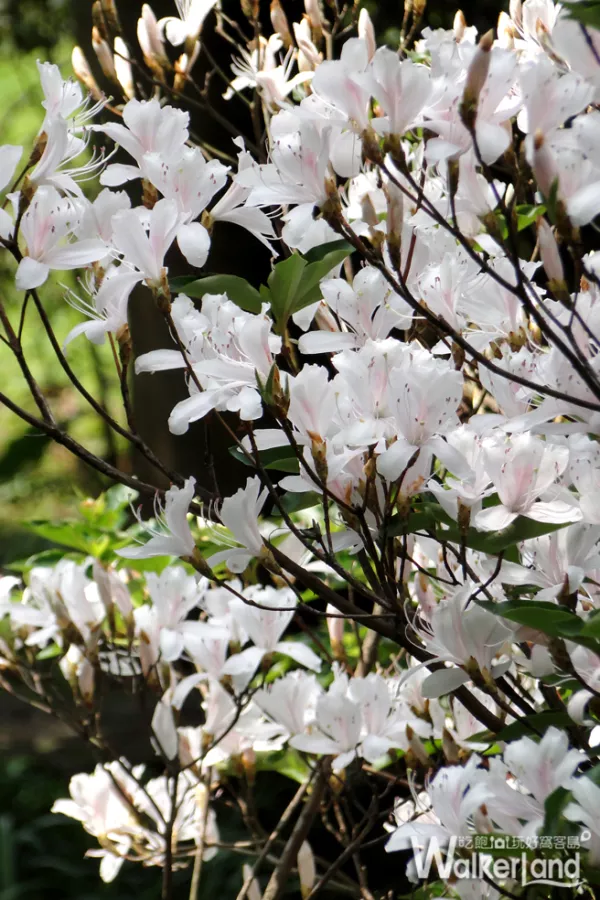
[290,245,352,315]
[301,239,353,264]
[278,491,320,514]
[563,0,600,29]
[516,204,546,232]
[385,500,568,553]
[23,521,108,556]
[477,598,600,652]
[256,749,311,784]
[267,254,308,327]
[228,444,300,474]
[543,786,578,838]
[177,274,262,313]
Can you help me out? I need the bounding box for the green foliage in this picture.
[173,241,353,333]
[563,0,600,29]
[385,498,568,555]
[172,273,263,312]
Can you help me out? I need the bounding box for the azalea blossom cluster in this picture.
[3,0,600,897]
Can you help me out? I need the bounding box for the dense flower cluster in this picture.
[3,0,600,897]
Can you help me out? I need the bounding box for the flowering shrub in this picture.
[4,0,600,897]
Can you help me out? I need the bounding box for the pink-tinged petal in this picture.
[274,640,322,671]
[420,667,470,699]
[177,221,210,268]
[15,257,50,290]
[473,504,518,532]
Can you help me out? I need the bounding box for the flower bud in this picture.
[297,841,316,898]
[442,727,461,763]
[174,43,200,90]
[532,130,557,200]
[270,0,293,47]
[406,724,430,766]
[101,0,123,36]
[361,192,379,229]
[92,27,117,82]
[114,37,135,100]
[242,746,257,784]
[304,0,323,36]
[138,5,169,75]
[460,30,494,129]
[358,8,376,61]
[92,1,108,40]
[497,12,515,50]
[72,47,103,102]
[384,180,404,271]
[326,604,345,660]
[537,218,565,284]
[453,10,467,42]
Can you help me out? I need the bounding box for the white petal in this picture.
[473,504,518,532]
[421,667,470,699]
[15,257,50,290]
[177,221,211,268]
[567,181,600,226]
[274,640,322,671]
[151,700,178,759]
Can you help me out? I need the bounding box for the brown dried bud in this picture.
[270,0,293,48]
[460,30,494,129]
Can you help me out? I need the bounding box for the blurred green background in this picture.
[0,0,502,896]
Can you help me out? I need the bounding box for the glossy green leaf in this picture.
[563,0,600,29]
[256,749,311,784]
[267,253,307,327]
[476,598,600,652]
[228,444,300,473]
[516,204,546,232]
[385,500,567,553]
[301,239,353,264]
[176,274,262,313]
